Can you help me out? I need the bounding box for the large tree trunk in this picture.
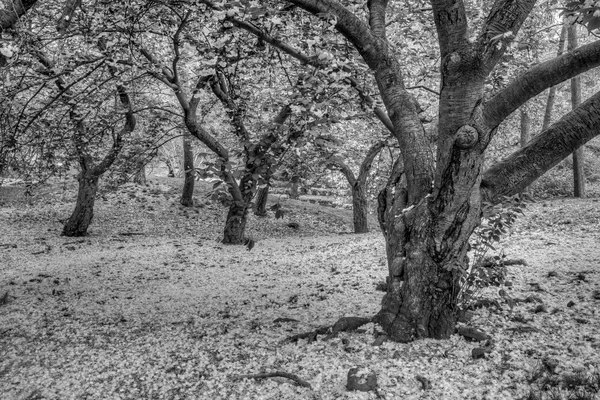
[62,172,99,237]
[254,185,269,216]
[289,175,300,200]
[375,58,485,341]
[351,182,369,233]
[134,164,147,185]
[222,175,254,244]
[180,132,195,206]
[222,200,249,244]
[569,24,585,198]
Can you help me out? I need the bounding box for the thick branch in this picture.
[330,158,356,187]
[283,0,380,62]
[357,140,385,186]
[228,14,393,133]
[476,0,536,72]
[368,0,388,38]
[430,0,468,57]
[93,53,136,175]
[209,72,250,141]
[481,89,600,204]
[483,39,600,129]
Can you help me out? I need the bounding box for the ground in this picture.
[0,177,599,400]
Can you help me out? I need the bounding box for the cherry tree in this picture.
[255,0,600,341]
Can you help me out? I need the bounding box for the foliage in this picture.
[458,196,526,309]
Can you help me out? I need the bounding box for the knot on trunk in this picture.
[455,125,478,149]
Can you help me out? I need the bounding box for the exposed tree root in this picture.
[284,316,373,343]
[231,371,312,389]
[480,258,528,268]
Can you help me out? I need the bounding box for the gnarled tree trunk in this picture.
[62,171,99,237]
[289,175,300,200]
[351,183,368,233]
[180,131,195,206]
[134,164,147,185]
[254,185,269,216]
[222,175,254,244]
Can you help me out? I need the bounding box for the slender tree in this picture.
[541,25,568,131]
[568,23,585,198]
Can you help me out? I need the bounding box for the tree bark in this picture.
[180,131,195,206]
[569,24,585,198]
[62,172,99,237]
[289,175,300,200]
[351,183,368,233]
[222,175,253,244]
[254,185,269,216]
[134,164,147,185]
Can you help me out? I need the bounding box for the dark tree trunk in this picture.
[165,160,175,177]
[222,200,249,244]
[289,176,300,200]
[134,164,147,185]
[222,175,254,244]
[569,25,585,198]
[180,132,195,206]
[351,182,369,233]
[254,185,269,216]
[62,173,99,237]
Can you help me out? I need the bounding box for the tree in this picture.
[329,140,386,233]
[265,0,600,341]
[32,45,136,236]
[568,23,585,198]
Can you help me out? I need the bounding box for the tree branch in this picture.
[430,0,468,58]
[367,0,388,38]
[476,0,536,72]
[481,89,600,204]
[483,38,600,129]
[226,11,394,133]
[283,0,380,63]
[357,140,386,186]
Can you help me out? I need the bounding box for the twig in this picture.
[119,232,145,236]
[405,85,440,96]
[62,240,85,246]
[232,371,312,389]
[0,243,17,248]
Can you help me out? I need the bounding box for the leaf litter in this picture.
[1,181,599,399]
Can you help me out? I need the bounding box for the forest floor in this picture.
[1,176,600,400]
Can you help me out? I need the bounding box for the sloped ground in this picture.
[0,179,599,400]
